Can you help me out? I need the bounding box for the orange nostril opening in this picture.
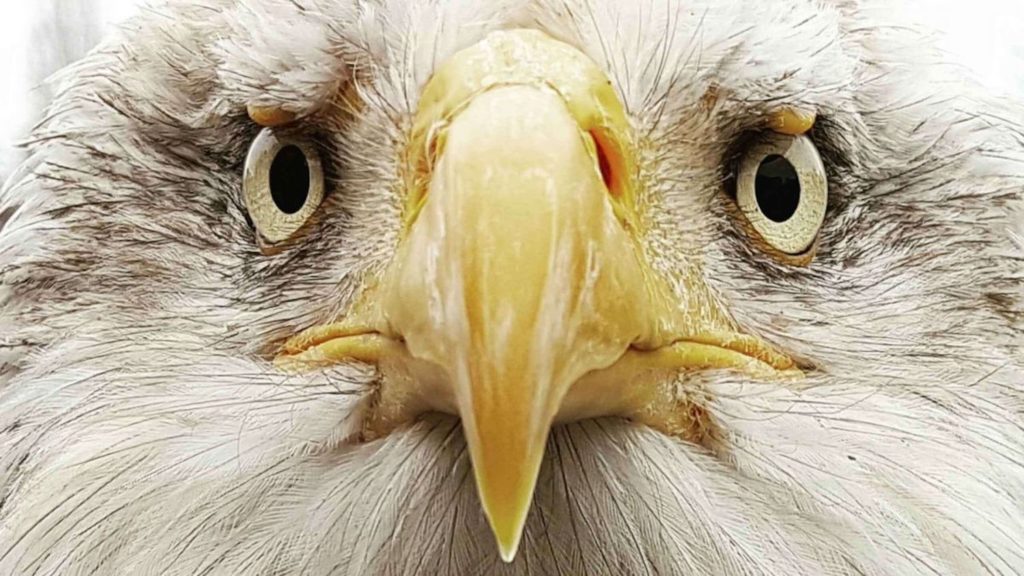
[596,136,614,190]
[590,129,623,198]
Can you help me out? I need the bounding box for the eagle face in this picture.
[1,0,1022,574]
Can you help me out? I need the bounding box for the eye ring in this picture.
[243,128,325,244]
[736,133,827,255]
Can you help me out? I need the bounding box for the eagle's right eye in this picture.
[243,128,325,244]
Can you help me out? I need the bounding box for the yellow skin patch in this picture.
[770,107,817,136]
[247,104,298,127]
[275,29,803,562]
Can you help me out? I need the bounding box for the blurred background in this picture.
[1,0,1023,184]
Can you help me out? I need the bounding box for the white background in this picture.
[1,0,1023,176]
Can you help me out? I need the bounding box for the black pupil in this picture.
[754,154,800,223]
[269,145,310,215]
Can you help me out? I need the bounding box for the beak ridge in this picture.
[382,85,651,560]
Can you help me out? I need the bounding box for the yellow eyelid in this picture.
[247,105,298,128]
[769,107,817,136]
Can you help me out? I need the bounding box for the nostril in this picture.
[595,134,614,190]
[590,129,622,197]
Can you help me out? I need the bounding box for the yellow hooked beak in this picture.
[390,83,654,559]
[277,30,800,562]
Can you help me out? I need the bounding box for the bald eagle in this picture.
[1,1,1022,574]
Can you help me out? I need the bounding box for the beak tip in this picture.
[492,519,525,563]
[477,469,532,564]
[479,485,528,561]
[499,547,520,564]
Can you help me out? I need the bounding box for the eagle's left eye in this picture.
[736,133,828,255]
[243,128,325,244]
